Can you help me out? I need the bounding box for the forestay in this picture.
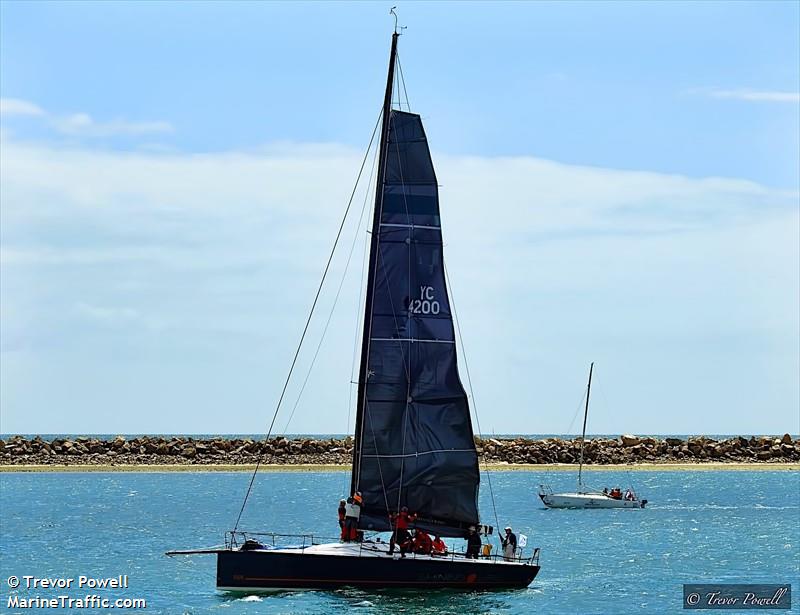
[353,110,480,538]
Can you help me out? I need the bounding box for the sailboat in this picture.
[538,364,648,509]
[167,27,541,591]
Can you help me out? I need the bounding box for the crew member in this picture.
[432,535,447,555]
[337,499,347,541]
[388,506,416,557]
[501,526,517,561]
[465,527,481,559]
[412,528,433,555]
[343,494,361,542]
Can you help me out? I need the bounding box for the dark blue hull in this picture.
[216,549,540,591]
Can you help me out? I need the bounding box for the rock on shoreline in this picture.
[1,434,798,466]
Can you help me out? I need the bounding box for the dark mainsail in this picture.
[350,38,480,538]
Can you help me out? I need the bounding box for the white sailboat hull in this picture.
[538,492,645,509]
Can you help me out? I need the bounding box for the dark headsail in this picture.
[351,34,480,538]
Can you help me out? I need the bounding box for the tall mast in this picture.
[577,362,594,491]
[350,32,399,496]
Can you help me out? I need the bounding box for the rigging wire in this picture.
[396,52,411,111]
[279,129,381,437]
[542,385,589,484]
[565,389,588,437]
[392,60,401,110]
[342,138,380,497]
[594,376,615,436]
[591,374,641,495]
[276,179,372,436]
[626,470,638,497]
[444,263,502,537]
[231,108,383,533]
[165,551,219,585]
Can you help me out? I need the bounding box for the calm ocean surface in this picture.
[2,470,798,614]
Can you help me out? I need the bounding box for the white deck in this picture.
[253,540,532,566]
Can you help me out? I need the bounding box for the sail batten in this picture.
[353,109,480,538]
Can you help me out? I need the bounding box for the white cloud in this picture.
[0,97,173,137]
[704,88,800,103]
[52,113,174,137]
[0,135,797,434]
[74,302,141,324]
[0,98,45,116]
[0,245,170,266]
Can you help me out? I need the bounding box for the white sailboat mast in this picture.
[577,362,594,491]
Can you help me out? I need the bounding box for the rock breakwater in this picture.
[1,434,798,467]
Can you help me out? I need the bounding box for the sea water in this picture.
[1,470,797,614]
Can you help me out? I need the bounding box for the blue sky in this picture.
[1,1,798,435]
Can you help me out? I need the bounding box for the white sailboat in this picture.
[538,363,648,509]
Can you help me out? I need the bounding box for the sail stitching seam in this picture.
[371,337,454,344]
[380,223,441,230]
